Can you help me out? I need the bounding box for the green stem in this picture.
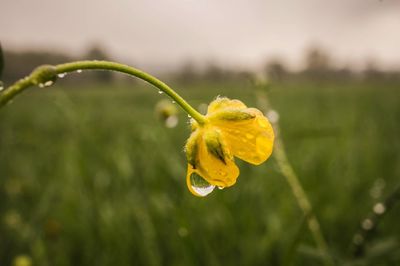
[273,125,333,265]
[0,60,206,124]
[254,85,334,266]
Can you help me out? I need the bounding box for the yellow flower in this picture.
[185,97,275,196]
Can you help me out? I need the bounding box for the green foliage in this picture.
[0,80,399,265]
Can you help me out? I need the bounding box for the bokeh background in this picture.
[1,0,400,265]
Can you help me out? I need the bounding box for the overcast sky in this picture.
[1,0,400,71]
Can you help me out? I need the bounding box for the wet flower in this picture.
[185,97,274,196]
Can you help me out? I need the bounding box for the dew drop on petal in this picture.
[257,118,270,128]
[190,172,215,197]
[219,170,227,177]
[245,133,254,139]
[237,150,245,156]
[256,134,270,155]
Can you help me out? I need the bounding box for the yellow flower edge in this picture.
[185,97,275,197]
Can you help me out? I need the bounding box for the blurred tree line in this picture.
[1,44,400,86]
[173,46,400,84]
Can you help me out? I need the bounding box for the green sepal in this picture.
[204,129,227,164]
[185,130,199,168]
[210,109,255,121]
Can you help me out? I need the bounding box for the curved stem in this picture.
[0,60,206,124]
[254,84,334,266]
[273,125,333,265]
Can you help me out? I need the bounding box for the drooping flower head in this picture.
[185,97,274,196]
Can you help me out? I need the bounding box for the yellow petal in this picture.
[211,108,274,165]
[195,131,239,188]
[207,97,247,115]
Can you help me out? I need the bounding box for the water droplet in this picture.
[165,116,178,128]
[44,80,54,87]
[158,90,163,94]
[172,100,176,104]
[373,202,386,214]
[245,133,254,139]
[256,134,271,155]
[57,73,67,78]
[266,110,280,123]
[257,118,270,128]
[187,114,192,118]
[219,171,227,176]
[189,173,215,197]
[361,219,373,230]
[218,186,225,190]
[76,69,82,73]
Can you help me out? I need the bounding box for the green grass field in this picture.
[1,78,399,265]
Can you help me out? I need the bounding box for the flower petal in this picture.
[211,108,274,165]
[195,132,239,188]
[207,97,247,115]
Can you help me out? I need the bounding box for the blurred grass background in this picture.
[1,77,399,265]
